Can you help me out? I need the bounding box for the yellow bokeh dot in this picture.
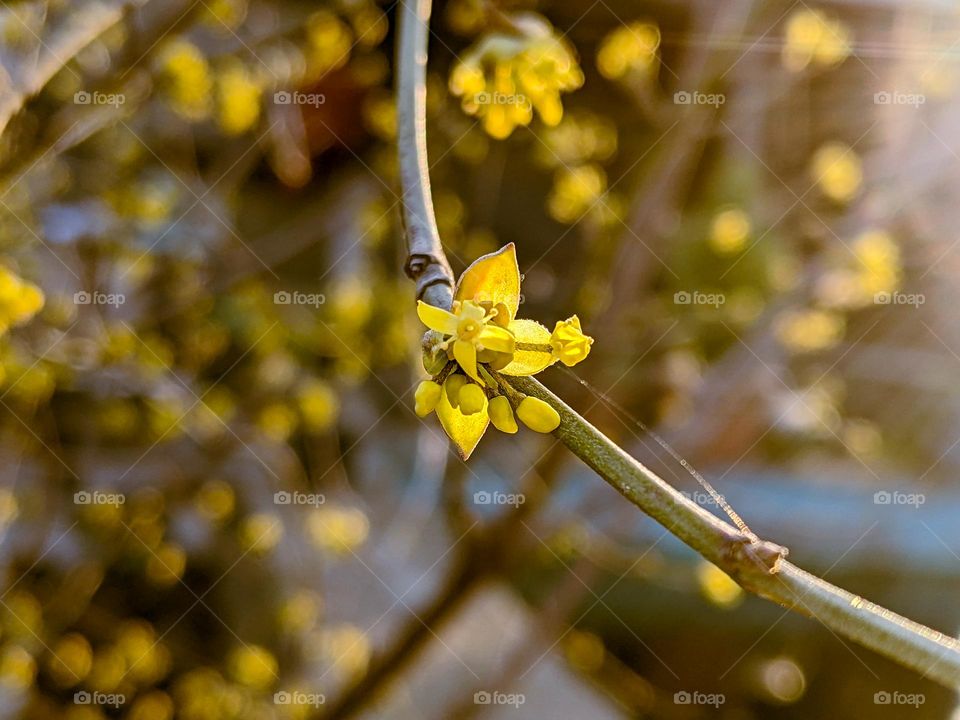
[217,59,262,136]
[47,633,92,687]
[0,644,36,689]
[240,513,284,554]
[146,544,187,587]
[775,309,845,353]
[257,402,299,443]
[811,142,862,204]
[127,690,174,720]
[159,39,213,121]
[196,479,235,522]
[279,591,322,634]
[564,630,605,673]
[297,379,339,433]
[547,164,607,223]
[596,22,660,80]
[312,624,370,679]
[307,506,369,554]
[227,645,277,689]
[696,562,744,608]
[709,208,751,255]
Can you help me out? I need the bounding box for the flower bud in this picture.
[444,375,467,408]
[488,396,518,433]
[550,315,593,367]
[458,383,486,416]
[414,381,442,417]
[516,396,560,433]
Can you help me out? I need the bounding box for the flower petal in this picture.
[500,319,557,376]
[454,243,521,320]
[478,324,516,354]
[435,386,489,459]
[453,339,482,384]
[416,301,458,335]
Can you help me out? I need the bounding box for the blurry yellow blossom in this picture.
[565,630,605,672]
[445,0,485,35]
[202,0,248,30]
[228,645,277,689]
[709,208,751,255]
[696,562,744,608]
[811,142,861,203]
[116,622,170,685]
[257,402,299,442]
[217,60,262,136]
[362,91,396,140]
[0,645,36,689]
[782,9,851,72]
[596,21,660,80]
[775,309,845,353]
[313,624,370,679]
[547,164,606,223]
[127,690,174,720]
[240,513,283,554]
[195,479,235,522]
[47,633,92,687]
[146,543,187,587]
[86,646,127,692]
[297,379,339,432]
[449,14,583,138]
[817,230,901,308]
[159,39,213,120]
[4,591,42,637]
[279,591,322,634]
[306,10,352,76]
[537,111,617,167]
[0,265,44,334]
[349,4,388,49]
[307,505,369,553]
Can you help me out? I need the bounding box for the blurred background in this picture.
[0,0,958,717]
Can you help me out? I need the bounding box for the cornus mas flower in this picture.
[415,244,593,459]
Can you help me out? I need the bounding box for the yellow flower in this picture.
[416,244,591,458]
[550,315,593,366]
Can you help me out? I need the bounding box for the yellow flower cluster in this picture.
[782,9,851,73]
[449,14,584,139]
[816,230,901,309]
[596,21,660,80]
[0,266,44,335]
[415,244,592,458]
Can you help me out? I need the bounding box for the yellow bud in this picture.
[516,396,560,433]
[444,374,467,408]
[488,396,517,433]
[550,315,593,367]
[414,380,442,417]
[458,383,486,415]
